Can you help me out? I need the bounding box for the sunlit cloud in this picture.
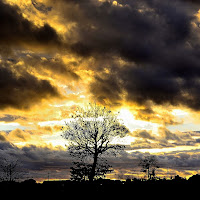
[119,108,160,133]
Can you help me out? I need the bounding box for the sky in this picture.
[2,0,200,181]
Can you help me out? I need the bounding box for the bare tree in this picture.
[62,103,129,182]
[0,158,22,182]
[139,156,159,180]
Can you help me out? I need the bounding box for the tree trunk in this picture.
[147,168,150,180]
[89,153,98,182]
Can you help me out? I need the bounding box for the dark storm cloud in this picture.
[156,150,200,170]
[90,73,123,105]
[0,61,61,110]
[20,145,71,171]
[0,1,69,110]
[0,1,61,50]
[1,139,200,180]
[125,149,200,174]
[2,0,200,110]
[58,0,193,62]
[1,0,200,110]
[129,128,200,150]
[51,0,200,110]
[0,141,72,180]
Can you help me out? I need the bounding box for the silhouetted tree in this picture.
[70,161,112,182]
[139,156,159,180]
[62,103,129,182]
[70,162,91,182]
[0,158,22,182]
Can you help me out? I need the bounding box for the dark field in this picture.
[1,176,200,198]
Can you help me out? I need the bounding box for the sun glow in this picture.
[118,108,159,133]
[171,109,188,116]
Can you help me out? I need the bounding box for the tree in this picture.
[70,161,112,182]
[70,162,91,182]
[0,158,22,182]
[139,156,159,180]
[62,103,129,182]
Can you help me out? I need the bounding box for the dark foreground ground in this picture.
[1,176,200,198]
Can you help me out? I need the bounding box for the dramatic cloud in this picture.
[1,0,200,180]
[3,0,200,110]
[1,139,200,180]
[0,60,61,110]
[0,141,72,180]
[0,1,61,51]
[43,0,200,110]
[0,0,198,125]
[22,54,80,81]
[129,128,200,150]
[0,1,81,110]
